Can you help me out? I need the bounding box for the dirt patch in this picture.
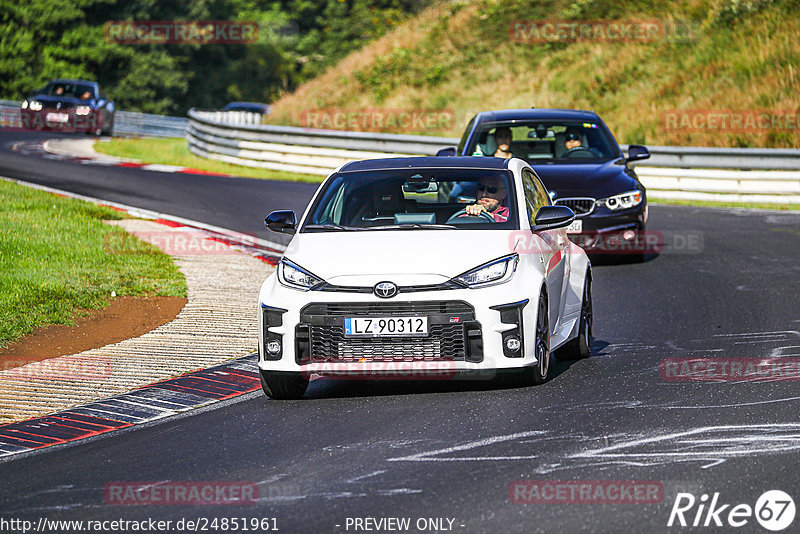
[0,296,187,370]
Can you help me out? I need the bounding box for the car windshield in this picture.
[466,121,619,163]
[302,168,519,231]
[41,82,95,99]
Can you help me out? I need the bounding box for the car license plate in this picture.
[46,112,69,123]
[344,317,428,337]
[566,219,583,234]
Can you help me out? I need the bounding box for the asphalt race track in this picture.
[2,131,799,533]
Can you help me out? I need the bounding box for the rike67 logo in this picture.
[668,490,795,531]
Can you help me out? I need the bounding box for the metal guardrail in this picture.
[0,99,186,138]
[186,108,800,203]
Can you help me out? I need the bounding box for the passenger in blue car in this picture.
[493,126,514,159]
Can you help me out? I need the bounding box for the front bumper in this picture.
[566,203,647,253]
[258,275,547,379]
[20,109,102,132]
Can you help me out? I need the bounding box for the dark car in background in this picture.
[21,79,114,135]
[444,109,651,255]
[222,101,270,115]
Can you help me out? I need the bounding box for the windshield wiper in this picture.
[370,224,457,230]
[303,224,363,231]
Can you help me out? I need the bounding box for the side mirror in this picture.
[436,146,456,157]
[265,210,297,234]
[627,145,650,162]
[532,205,575,232]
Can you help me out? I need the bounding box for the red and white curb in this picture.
[0,177,288,458]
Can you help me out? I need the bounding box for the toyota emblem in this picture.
[374,281,398,298]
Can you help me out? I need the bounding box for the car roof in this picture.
[338,156,511,173]
[47,79,98,86]
[474,108,600,123]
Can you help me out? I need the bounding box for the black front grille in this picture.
[307,324,466,362]
[297,301,480,363]
[556,198,595,216]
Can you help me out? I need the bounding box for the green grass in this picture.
[94,137,324,183]
[0,180,187,348]
[649,197,800,211]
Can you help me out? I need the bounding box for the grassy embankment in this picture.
[266,0,799,148]
[0,180,187,348]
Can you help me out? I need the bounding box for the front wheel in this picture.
[260,370,308,399]
[556,272,592,360]
[529,292,551,384]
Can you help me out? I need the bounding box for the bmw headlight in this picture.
[75,105,92,116]
[453,254,518,288]
[601,190,643,211]
[277,258,324,290]
[28,100,43,111]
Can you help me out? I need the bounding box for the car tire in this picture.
[101,116,114,137]
[260,370,308,400]
[556,272,592,360]
[529,291,551,384]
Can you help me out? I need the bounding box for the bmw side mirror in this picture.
[627,145,650,162]
[436,146,456,157]
[265,210,297,234]
[532,205,575,232]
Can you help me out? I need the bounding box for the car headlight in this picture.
[277,258,324,290]
[75,105,92,116]
[601,190,643,211]
[28,100,43,111]
[453,254,518,288]
[21,100,28,110]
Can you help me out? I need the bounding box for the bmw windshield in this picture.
[466,121,620,164]
[302,168,519,232]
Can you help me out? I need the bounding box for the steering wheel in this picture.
[562,147,596,158]
[446,208,496,224]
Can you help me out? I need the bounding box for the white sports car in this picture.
[258,157,592,399]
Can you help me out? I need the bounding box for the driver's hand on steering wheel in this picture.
[464,204,487,216]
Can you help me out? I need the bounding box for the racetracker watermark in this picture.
[104,231,257,255]
[19,110,101,132]
[662,110,800,133]
[301,361,460,381]
[299,108,455,132]
[104,21,258,45]
[661,358,800,382]
[509,230,703,255]
[1,356,112,380]
[509,480,664,504]
[104,482,258,505]
[510,19,665,43]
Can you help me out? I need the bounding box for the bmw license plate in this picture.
[344,317,428,337]
[46,113,69,123]
[566,219,583,234]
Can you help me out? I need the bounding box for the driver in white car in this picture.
[463,176,510,222]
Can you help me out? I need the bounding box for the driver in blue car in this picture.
[463,176,510,222]
[565,128,583,151]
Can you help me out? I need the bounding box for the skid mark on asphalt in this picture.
[384,424,800,472]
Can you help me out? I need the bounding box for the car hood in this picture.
[284,230,519,286]
[531,159,639,199]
